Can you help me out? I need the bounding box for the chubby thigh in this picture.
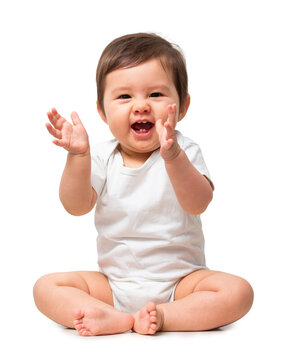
[174,268,254,306]
[73,271,114,306]
[34,270,114,308]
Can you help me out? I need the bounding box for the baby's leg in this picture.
[33,271,134,335]
[155,270,254,331]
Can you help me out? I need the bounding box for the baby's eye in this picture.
[118,94,131,99]
[150,92,163,97]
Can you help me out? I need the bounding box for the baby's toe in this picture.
[148,325,157,334]
[72,308,83,320]
[80,329,90,336]
[74,323,84,332]
[150,316,157,323]
[150,323,157,330]
[150,310,157,317]
[146,302,156,312]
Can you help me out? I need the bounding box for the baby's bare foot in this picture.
[133,302,163,335]
[72,306,134,336]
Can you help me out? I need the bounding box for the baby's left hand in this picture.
[156,104,181,161]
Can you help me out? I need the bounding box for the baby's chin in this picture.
[138,144,160,153]
[118,143,158,155]
[125,142,160,154]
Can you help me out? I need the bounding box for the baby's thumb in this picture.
[70,111,83,126]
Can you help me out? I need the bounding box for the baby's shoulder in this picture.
[176,130,201,152]
[90,138,118,166]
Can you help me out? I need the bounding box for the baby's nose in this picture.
[133,100,150,113]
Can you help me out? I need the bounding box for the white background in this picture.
[0,0,295,359]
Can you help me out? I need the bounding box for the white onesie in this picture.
[91,130,212,314]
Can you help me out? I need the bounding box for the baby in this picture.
[33,33,254,336]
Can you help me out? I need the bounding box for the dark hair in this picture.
[96,33,188,114]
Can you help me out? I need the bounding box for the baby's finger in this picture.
[164,120,175,141]
[167,104,177,128]
[52,138,68,148]
[47,111,55,125]
[156,119,168,145]
[45,122,62,139]
[70,111,83,126]
[48,108,65,130]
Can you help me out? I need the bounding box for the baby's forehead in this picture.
[105,58,174,86]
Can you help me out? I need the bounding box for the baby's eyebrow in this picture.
[111,85,170,95]
[111,86,131,93]
[143,84,169,91]
[148,85,170,92]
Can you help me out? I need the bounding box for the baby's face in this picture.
[98,58,184,157]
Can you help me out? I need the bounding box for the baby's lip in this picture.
[130,118,154,126]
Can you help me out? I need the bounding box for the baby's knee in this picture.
[230,277,254,315]
[33,273,57,302]
[33,271,90,301]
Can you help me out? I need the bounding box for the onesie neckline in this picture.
[116,146,160,176]
[113,131,184,175]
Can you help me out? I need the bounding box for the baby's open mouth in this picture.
[131,121,154,133]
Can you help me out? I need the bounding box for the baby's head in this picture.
[96,33,188,116]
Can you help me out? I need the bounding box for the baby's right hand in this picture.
[46,108,90,155]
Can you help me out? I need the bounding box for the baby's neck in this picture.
[118,145,155,168]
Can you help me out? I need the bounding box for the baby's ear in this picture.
[178,94,191,122]
[96,101,107,124]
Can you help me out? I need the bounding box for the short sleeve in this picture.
[179,132,214,190]
[90,145,107,197]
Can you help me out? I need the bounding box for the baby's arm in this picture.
[156,105,213,215]
[46,108,97,215]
